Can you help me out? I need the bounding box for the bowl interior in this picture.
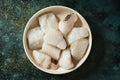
[23,6,92,74]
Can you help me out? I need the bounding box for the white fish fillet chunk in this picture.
[27,27,44,49]
[42,55,51,68]
[58,49,74,69]
[42,43,61,60]
[58,13,78,36]
[32,50,51,68]
[39,13,58,33]
[70,39,89,61]
[44,29,67,49]
[67,27,89,44]
[47,13,58,29]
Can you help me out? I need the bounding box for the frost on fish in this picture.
[59,49,74,69]
[27,27,44,49]
[67,27,89,44]
[39,13,58,33]
[42,43,61,60]
[44,29,67,49]
[58,13,78,36]
[32,50,51,68]
[70,39,89,61]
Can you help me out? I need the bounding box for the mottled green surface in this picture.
[0,0,120,80]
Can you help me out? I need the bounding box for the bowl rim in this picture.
[23,5,92,74]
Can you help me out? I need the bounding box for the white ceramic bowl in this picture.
[23,6,92,74]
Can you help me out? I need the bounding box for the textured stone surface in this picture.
[0,0,120,80]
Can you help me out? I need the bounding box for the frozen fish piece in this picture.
[47,13,58,29]
[70,39,89,61]
[27,27,44,49]
[67,27,89,44]
[58,49,74,69]
[44,29,67,49]
[42,55,51,68]
[32,50,51,68]
[58,13,78,36]
[57,40,67,49]
[42,43,61,60]
[38,14,48,33]
[33,50,45,64]
[39,13,58,33]
[39,14,47,27]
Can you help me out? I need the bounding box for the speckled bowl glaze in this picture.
[23,6,92,74]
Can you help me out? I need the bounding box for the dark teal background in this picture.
[0,0,120,80]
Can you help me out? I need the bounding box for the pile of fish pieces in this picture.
[27,13,89,70]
